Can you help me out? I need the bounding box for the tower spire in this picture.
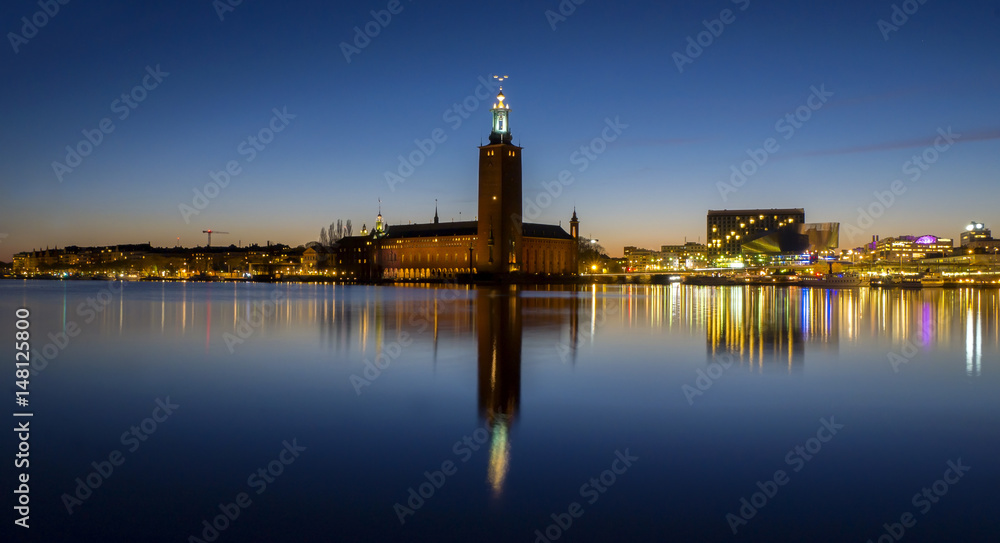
[434,199,439,224]
[489,75,511,145]
[375,198,384,234]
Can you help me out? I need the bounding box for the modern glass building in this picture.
[741,223,841,266]
[706,208,805,263]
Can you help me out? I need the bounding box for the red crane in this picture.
[202,230,229,247]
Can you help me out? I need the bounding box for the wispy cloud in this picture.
[782,128,1000,159]
[558,136,704,149]
[616,137,704,147]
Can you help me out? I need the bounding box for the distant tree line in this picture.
[308,219,354,269]
[319,219,352,250]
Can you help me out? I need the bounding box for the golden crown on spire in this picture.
[493,75,509,109]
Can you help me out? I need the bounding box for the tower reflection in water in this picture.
[477,286,521,498]
[475,286,581,497]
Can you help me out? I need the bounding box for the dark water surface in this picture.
[2,281,998,542]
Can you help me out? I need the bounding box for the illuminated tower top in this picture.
[489,75,511,144]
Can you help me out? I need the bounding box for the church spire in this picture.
[434,199,439,224]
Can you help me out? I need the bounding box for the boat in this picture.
[744,274,772,285]
[745,273,800,286]
[945,277,1000,288]
[873,252,923,288]
[869,276,890,288]
[684,274,740,286]
[772,274,801,285]
[919,274,945,288]
[798,272,865,288]
[870,275,922,288]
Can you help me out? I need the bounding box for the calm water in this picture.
[2,281,998,542]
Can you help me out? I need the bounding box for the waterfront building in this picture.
[623,246,662,271]
[707,209,805,263]
[661,242,708,269]
[302,247,320,270]
[961,221,992,247]
[870,235,955,264]
[960,221,1000,255]
[336,87,577,281]
[741,223,841,266]
[11,243,303,278]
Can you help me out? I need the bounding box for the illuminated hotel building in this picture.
[707,209,805,262]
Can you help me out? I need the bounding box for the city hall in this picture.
[335,86,579,280]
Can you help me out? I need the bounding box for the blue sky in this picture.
[1,0,998,259]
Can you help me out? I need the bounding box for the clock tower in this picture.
[477,85,522,275]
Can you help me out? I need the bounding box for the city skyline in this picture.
[2,0,999,261]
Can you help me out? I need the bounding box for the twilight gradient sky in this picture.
[1,0,999,260]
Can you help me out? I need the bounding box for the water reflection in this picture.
[967,299,982,377]
[707,286,807,370]
[7,280,999,543]
[477,288,520,496]
[32,282,1000,382]
[7,281,1000,541]
[475,287,592,496]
